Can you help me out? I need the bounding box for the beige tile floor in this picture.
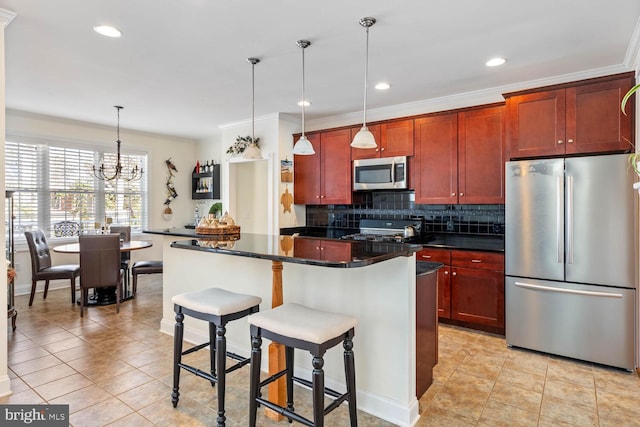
[3,276,640,426]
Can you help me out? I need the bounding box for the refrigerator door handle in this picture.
[514,281,623,298]
[567,175,574,264]
[556,176,563,264]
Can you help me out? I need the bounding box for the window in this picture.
[5,137,148,239]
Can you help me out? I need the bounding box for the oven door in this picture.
[353,156,407,190]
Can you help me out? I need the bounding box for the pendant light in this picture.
[243,57,264,160]
[351,17,377,149]
[292,40,315,155]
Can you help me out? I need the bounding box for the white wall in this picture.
[5,109,198,295]
[0,8,14,398]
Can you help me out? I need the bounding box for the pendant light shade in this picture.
[292,39,315,155]
[243,57,264,160]
[351,17,377,149]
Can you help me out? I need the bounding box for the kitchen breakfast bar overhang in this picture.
[145,228,427,426]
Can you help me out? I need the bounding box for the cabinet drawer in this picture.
[417,248,451,264]
[451,250,504,271]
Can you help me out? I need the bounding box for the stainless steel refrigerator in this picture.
[505,153,637,370]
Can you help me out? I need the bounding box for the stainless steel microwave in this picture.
[353,156,408,190]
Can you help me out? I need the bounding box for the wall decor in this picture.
[280,158,293,182]
[280,185,293,213]
[164,158,178,220]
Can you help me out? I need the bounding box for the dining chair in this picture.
[25,230,80,306]
[79,234,124,317]
[110,225,131,288]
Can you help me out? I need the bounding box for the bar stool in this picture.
[172,288,261,427]
[248,303,358,427]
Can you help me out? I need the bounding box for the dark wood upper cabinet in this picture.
[458,106,506,204]
[413,113,458,204]
[506,73,634,159]
[351,119,414,160]
[413,105,505,204]
[293,133,321,205]
[320,128,352,205]
[293,129,352,205]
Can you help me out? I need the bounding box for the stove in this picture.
[341,218,423,243]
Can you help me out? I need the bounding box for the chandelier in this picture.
[93,105,143,181]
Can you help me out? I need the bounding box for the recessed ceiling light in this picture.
[375,82,391,90]
[486,57,506,67]
[297,100,311,107]
[93,25,122,38]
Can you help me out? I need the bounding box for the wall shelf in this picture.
[192,164,220,199]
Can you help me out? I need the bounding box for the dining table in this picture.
[52,239,152,305]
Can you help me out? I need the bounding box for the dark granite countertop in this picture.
[279,227,504,252]
[168,233,420,268]
[422,233,504,252]
[144,227,204,238]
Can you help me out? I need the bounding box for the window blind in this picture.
[5,138,148,239]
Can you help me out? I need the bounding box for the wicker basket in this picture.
[195,225,240,236]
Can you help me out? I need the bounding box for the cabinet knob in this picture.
[567,139,574,143]
[444,270,449,275]
[451,193,456,197]
[320,195,325,198]
[375,148,379,152]
[316,195,320,199]
[452,272,457,276]
[459,192,464,196]
[381,147,385,151]
[558,140,564,144]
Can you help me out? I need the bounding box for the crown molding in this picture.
[624,15,640,72]
[218,112,282,129]
[306,64,633,131]
[0,8,16,28]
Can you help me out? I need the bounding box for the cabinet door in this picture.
[293,238,321,259]
[506,90,566,159]
[458,106,505,204]
[351,124,382,160]
[565,77,634,154]
[293,133,321,204]
[413,114,458,204]
[320,129,352,205]
[381,119,414,157]
[451,267,504,329]
[320,240,353,262]
[417,249,451,318]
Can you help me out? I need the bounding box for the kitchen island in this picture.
[145,228,434,426]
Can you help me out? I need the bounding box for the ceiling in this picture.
[2,0,640,140]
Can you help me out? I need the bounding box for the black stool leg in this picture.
[344,338,358,426]
[172,310,184,407]
[209,322,217,387]
[312,355,325,427]
[285,345,295,418]
[248,333,262,427]
[215,324,227,427]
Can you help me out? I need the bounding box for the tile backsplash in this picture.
[305,190,505,235]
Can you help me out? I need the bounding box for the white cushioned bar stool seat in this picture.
[248,303,358,427]
[172,288,261,427]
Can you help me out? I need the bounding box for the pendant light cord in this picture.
[252,61,255,142]
[362,24,369,127]
[301,44,306,136]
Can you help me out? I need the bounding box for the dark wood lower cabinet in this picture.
[451,267,504,329]
[417,248,505,335]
